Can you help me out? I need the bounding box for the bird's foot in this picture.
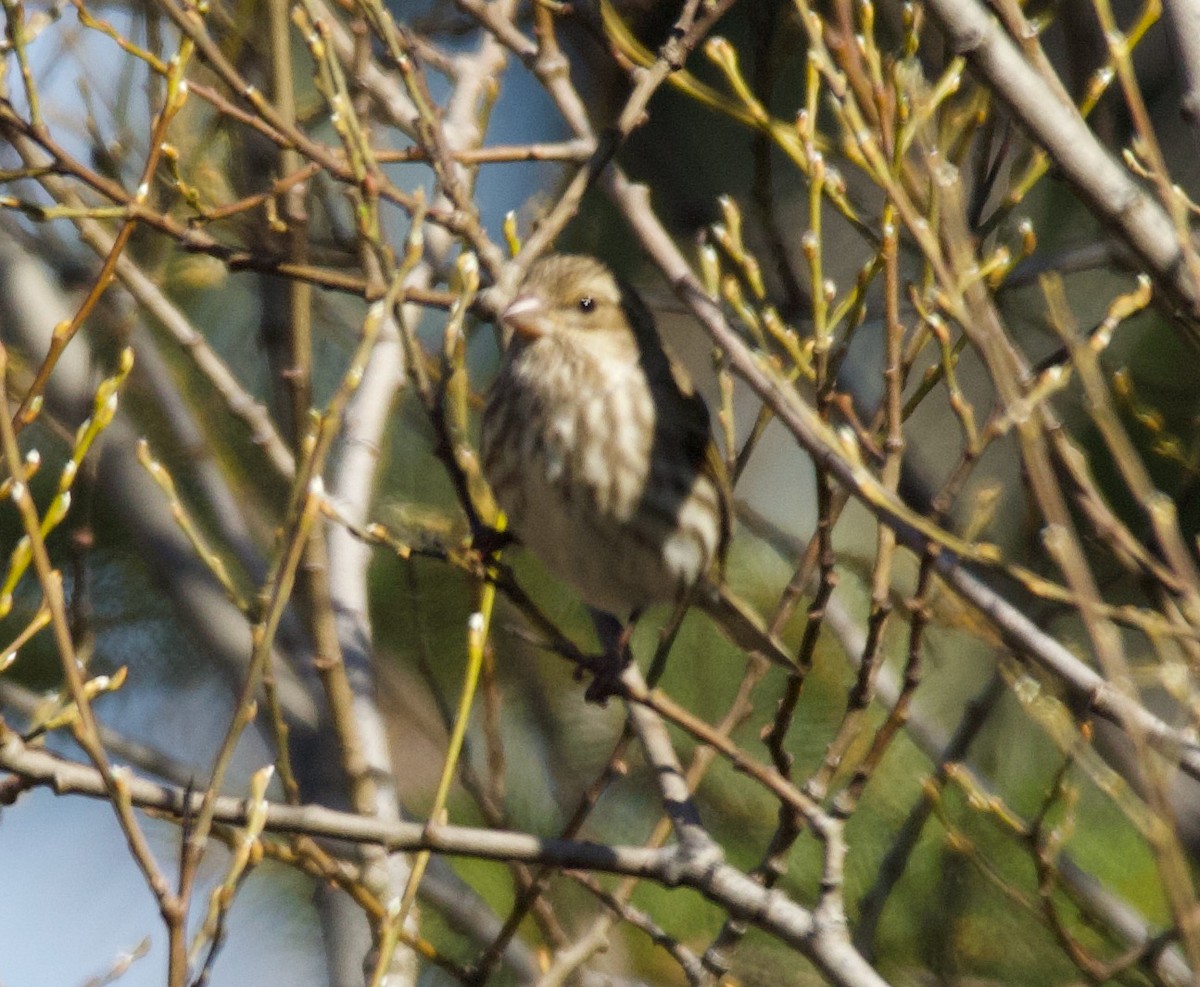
[581,608,637,705]
[472,524,514,560]
[575,652,629,705]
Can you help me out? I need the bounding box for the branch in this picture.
[0,722,888,987]
[601,168,1200,784]
[922,0,1200,347]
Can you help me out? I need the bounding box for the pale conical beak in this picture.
[502,293,551,338]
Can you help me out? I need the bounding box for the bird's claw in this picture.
[576,652,629,705]
[472,524,514,559]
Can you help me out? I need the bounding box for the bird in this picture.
[480,254,793,698]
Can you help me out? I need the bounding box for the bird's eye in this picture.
[577,296,595,313]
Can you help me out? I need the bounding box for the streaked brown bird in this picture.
[481,254,791,696]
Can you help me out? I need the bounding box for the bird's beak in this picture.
[502,293,551,339]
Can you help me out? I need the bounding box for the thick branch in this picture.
[923,0,1200,346]
[0,731,887,987]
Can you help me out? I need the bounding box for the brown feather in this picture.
[481,255,727,619]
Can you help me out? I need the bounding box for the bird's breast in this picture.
[501,341,655,517]
[481,337,718,616]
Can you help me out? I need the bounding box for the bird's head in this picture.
[501,255,632,342]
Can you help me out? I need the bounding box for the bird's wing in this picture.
[661,347,733,578]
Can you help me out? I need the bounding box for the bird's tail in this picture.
[693,582,797,671]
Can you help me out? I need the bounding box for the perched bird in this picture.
[481,254,792,696]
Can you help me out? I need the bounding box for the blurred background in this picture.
[2,0,1199,984]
